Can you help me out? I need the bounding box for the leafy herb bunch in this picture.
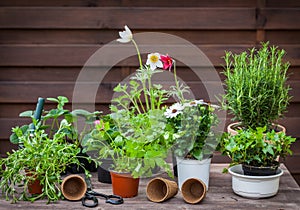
[222,42,291,129]
[218,126,296,170]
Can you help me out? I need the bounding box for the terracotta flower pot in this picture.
[28,178,43,195]
[146,177,178,202]
[26,171,43,195]
[110,171,139,198]
[61,175,87,201]
[227,122,286,136]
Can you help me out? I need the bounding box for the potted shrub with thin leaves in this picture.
[218,127,296,198]
[221,42,291,133]
[165,100,219,190]
[0,120,91,203]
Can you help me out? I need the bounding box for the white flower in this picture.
[146,53,163,70]
[164,102,184,118]
[117,25,133,43]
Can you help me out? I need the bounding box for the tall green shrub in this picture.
[222,42,291,129]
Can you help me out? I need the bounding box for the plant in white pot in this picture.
[218,127,296,198]
[165,100,220,190]
[221,42,291,133]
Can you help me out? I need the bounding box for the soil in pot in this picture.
[110,171,139,198]
[242,164,279,176]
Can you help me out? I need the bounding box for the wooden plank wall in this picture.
[0,0,299,184]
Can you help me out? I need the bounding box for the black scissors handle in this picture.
[82,193,98,208]
[82,191,124,207]
[105,194,124,205]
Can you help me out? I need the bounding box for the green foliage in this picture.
[0,120,91,203]
[10,96,101,147]
[221,42,291,129]
[218,127,296,168]
[170,101,219,160]
[83,110,174,178]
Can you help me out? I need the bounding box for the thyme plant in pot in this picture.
[83,25,190,197]
[165,100,219,190]
[0,120,90,203]
[221,42,291,133]
[218,127,296,198]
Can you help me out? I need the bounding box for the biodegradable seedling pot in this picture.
[181,178,206,204]
[110,171,139,198]
[61,175,87,201]
[146,177,178,202]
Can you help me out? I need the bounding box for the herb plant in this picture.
[0,120,91,203]
[221,42,291,129]
[218,127,296,170]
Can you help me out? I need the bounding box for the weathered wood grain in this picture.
[0,164,298,209]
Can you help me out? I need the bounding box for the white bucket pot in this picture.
[176,157,211,191]
[228,164,283,199]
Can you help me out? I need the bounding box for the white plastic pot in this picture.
[228,164,283,199]
[176,157,211,191]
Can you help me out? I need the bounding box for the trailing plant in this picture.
[221,42,291,130]
[218,127,296,171]
[0,120,92,203]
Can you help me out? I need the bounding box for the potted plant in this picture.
[83,25,190,197]
[165,100,220,190]
[0,119,91,203]
[221,42,291,133]
[10,96,100,173]
[82,114,119,184]
[218,127,296,198]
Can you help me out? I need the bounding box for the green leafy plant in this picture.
[218,127,296,171]
[0,120,91,203]
[83,25,191,178]
[221,42,291,129]
[10,96,101,148]
[166,100,219,160]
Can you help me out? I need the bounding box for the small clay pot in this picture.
[61,175,87,201]
[28,178,43,195]
[25,170,43,195]
[146,177,178,202]
[181,178,206,204]
[110,171,139,198]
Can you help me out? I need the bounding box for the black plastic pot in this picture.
[98,158,113,183]
[68,152,97,174]
[242,164,279,176]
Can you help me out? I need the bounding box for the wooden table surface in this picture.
[0,164,299,210]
